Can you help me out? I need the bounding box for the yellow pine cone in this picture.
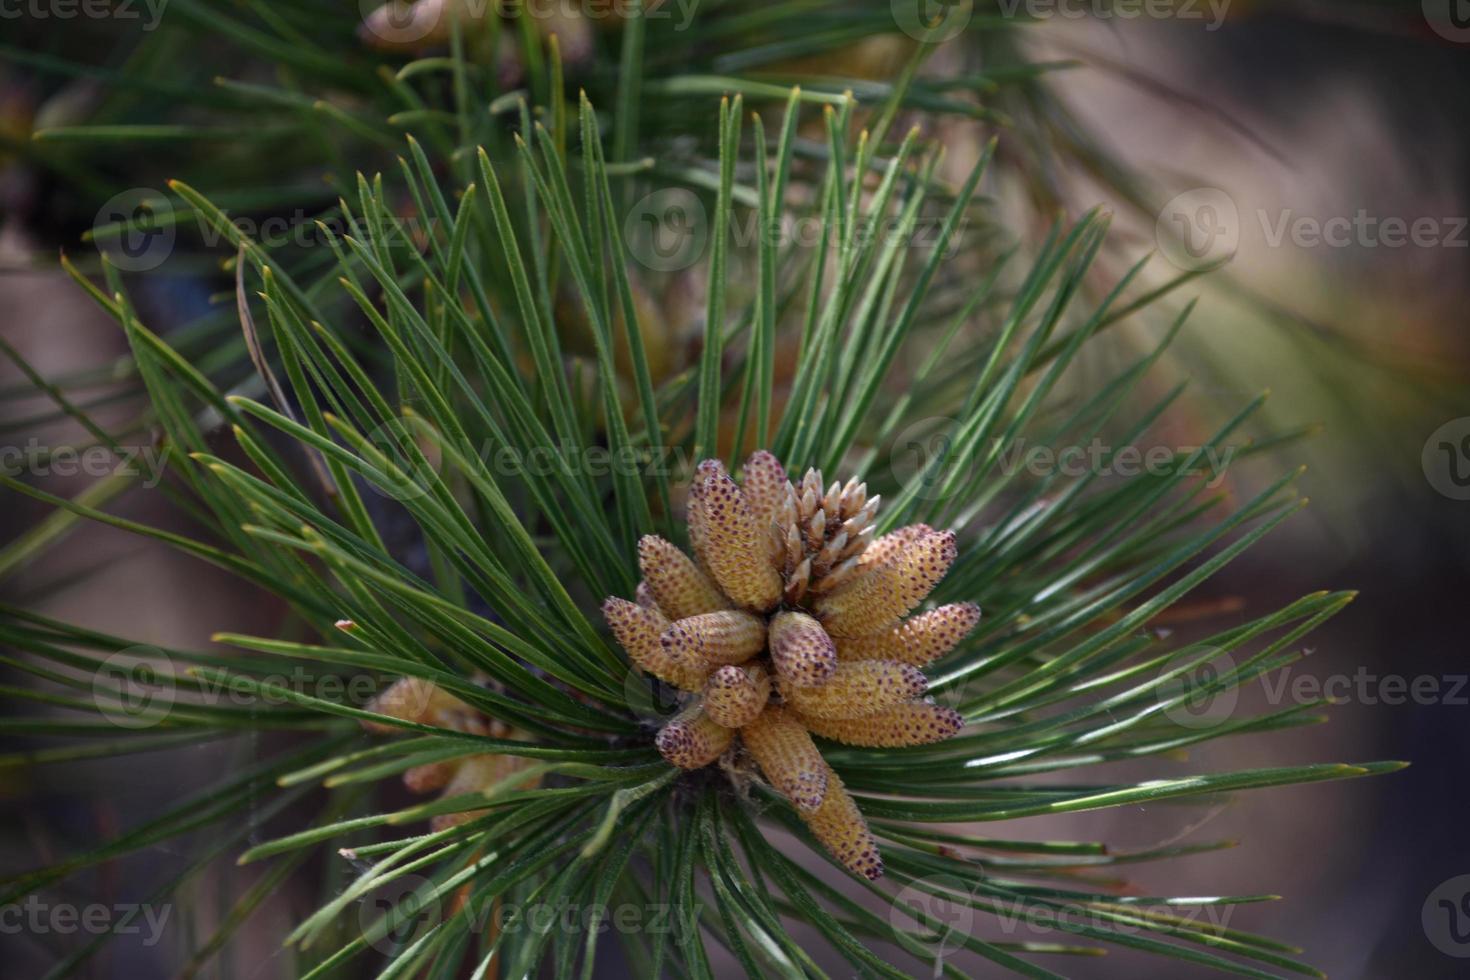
[602,598,709,692]
[767,610,838,686]
[403,760,454,792]
[798,701,965,747]
[363,676,476,733]
[780,660,928,720]
[740,450,789,526]
[430,754,534,832]
[687,460,783,611]
[815,529,957,637]
[639,534,730,620]
[740,706,828,812]
[656,705,735,769]
[360,679,540,830]
[600,451,975,879]
[835,602,982,666]
[703,664,770,729]
[661,611,767,667]
[799,764,883,880]
[860,523,932,569]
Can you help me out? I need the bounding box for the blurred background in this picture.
[2,2,1468,977]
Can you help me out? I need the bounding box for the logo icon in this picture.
[890,875,975,960]
[93,188,175,273]
[359,0,447,46]
[1424,0,1470,43]
[889,417,971,503]
[928,653,983,715]
[93,647,175,729]
[1424,875,1470,957]
[362,415,443,501]
[1156,188,1239,271]
[359,873,443,955]
[623,189,708,271]
[1423,418,1470,501]
[1157,647,1238,730]
[621,663,684,724]
[892,0,974,42]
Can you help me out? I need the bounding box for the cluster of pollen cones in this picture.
[604,451,979,879]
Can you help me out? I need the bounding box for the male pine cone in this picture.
[604,451,978,879]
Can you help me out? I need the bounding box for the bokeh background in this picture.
[2,2,1468,977]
